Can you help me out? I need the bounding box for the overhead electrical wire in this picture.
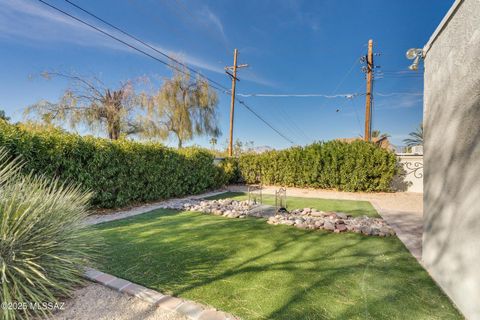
[278,104,311,142]
[63,0,230,92]
[37,0,297,145]
[350,84,365,136]
[38,0,227,92]
[376,92,423,97]
[236,93,359,98]
[331,55,361,96]
[236,99,295,144]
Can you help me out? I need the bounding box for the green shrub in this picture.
[0,122,226,208]
[0,148,101,320]
[237,141,398,192]
[217,157,242,184]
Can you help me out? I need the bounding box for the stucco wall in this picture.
[423,0,480,319]
[397,154,423,193]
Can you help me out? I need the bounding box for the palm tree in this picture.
[371,130,390,139]
[404,124,423,146]
[209,137,217,150]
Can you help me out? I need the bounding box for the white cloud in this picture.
[0,0,223,71]
[200,7,226,39]
[275,0,321,32]
[147,43,225,75]
[0,0,274,86]
[0,0,128,51]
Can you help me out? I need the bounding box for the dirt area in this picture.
[49,283,186,320]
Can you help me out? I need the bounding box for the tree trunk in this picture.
[108,126,120,140]
[105,91,123,140]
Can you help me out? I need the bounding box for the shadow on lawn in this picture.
[96,210,461,319]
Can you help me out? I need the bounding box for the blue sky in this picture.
[0,0,453,149]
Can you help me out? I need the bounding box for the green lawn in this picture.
[206,192,379,217]
[94,196,461,319]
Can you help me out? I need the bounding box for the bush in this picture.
[237,141,398,192]
[0,122,227,208]
[0,148,101,320]
[217,157,242,184]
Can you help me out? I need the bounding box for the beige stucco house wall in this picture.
[423,0,480,319]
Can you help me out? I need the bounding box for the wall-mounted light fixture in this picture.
[406,48,424,71]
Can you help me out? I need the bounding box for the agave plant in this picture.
[0,148,101,320]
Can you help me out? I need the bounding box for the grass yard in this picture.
[94,195,461,319]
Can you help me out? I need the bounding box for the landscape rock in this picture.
[324,221,336,231]
[336,224,347,232]
[336,212,349,220]
[160,200,396,237]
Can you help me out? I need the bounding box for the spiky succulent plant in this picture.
[0,148,101,319]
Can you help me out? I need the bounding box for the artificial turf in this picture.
[94,194,461,320]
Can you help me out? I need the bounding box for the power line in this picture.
[236,93,359,98]
[271,103,311,143]
[36,0,299,146]
[375,77,423,81]
[62,0,230,92]
[381,69,424,74]
[378,73,423,77]
[236,99,296,145]
[331,55,361,95]
[376,92,423,97]
[38,0,214,87]
[350,84,364,136]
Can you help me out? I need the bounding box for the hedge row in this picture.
[236,141,398,192]
[0,121,227,208]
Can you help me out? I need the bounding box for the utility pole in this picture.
[364,39,374,141]
[225,48,248,157]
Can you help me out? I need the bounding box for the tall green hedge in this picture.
[237,141,398,192]
[0,121,226,208]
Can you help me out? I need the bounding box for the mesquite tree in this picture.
[26,72,146,140]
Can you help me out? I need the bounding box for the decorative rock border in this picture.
[84,268,238,320]
[161,199,396,237]
[267,208,396,236]
[159,198,258,218]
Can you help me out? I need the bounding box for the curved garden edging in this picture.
[84,268,238,320]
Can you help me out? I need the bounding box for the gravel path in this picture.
[49,283,187,320]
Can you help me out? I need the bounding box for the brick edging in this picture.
[84,268,238,320]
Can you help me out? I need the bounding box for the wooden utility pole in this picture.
[364,39,374,141]
[225,49,248,157]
